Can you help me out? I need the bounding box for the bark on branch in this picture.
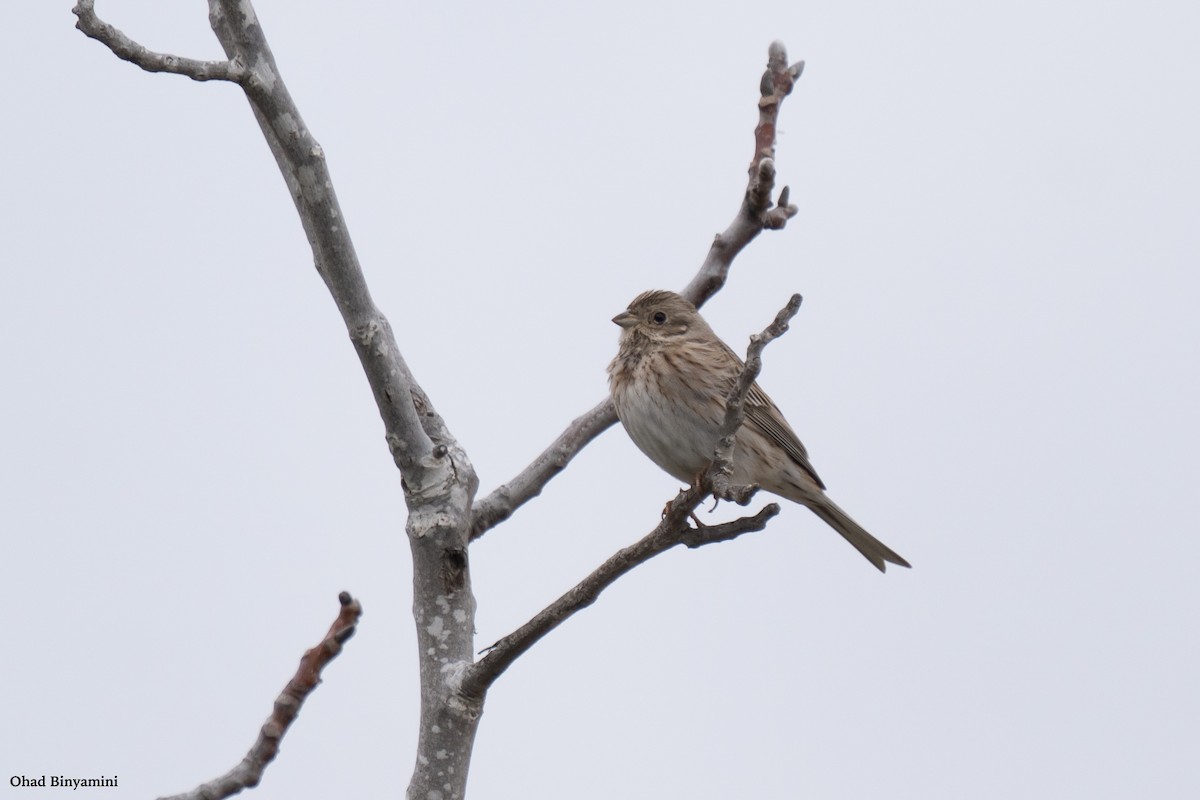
[462,295,802,697]
[73,1,246,83]
[157,593,363,800]
[202,0,456,484]
[471,41,806,542]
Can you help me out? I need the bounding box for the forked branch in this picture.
[471,41,806,542]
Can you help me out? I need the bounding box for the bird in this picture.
[607,289,910,572]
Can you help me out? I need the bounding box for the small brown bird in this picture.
[608,290,910,572]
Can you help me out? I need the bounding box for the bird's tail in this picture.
[807,496,911,573]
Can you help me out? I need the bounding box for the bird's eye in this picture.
[652,311,667,324]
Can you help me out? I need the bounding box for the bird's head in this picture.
[612,290,707,346]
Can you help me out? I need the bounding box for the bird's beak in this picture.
[612,310,638,329]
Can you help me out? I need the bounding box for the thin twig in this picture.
[72,1,246,83]
[709,293,804,503]
[469,400,617,539]
[471,41,806,542]
[681,40,803,304]
[157,593,363,800]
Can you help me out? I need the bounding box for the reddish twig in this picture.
[157,593,363,800]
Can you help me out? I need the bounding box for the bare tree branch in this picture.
[157,592,362,800]
[73,1,246,83]
[470,41,805,542]
[469,400,617,540]
[462,498,780,698]
[200,5,485,797]
[682,40,803,305]
[202,0,455,485]
[462,295,802,697]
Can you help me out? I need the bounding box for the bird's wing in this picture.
[744,383,827,490]
[710,337,826,490]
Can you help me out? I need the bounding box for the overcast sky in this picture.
[3,1,1199,798]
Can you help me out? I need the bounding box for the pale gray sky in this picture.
[3,1,1199,798]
